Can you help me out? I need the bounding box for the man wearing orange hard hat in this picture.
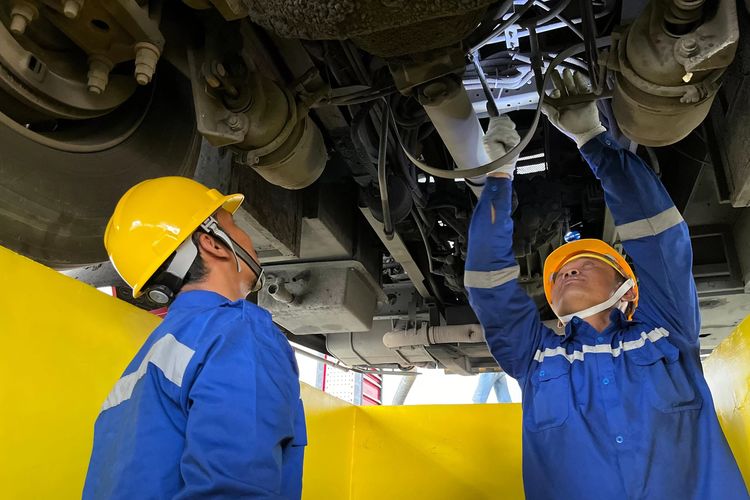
[465,70,748,500]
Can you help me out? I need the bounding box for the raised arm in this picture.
[465,117,555,379]
[543,69,699,342]
[580,133,699,341]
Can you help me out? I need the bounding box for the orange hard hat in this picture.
[543,239,639,318]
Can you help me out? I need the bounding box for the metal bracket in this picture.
[504,25,520,49]
[186,47,248,147]
[673,0,739,73]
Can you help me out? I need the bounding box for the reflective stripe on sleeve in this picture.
[464,265,520,289]
[616,206,683,241]
[101,333,195,413]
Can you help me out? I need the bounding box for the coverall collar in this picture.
[562,308,628,342]
[171,289,233,310]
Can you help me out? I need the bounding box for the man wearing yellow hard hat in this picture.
[465,71,749,499]
[83,177,307,499]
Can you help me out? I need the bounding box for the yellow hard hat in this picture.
[104,177,244,298]
[543,238,639,318]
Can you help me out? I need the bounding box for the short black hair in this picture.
[183,232,209,286]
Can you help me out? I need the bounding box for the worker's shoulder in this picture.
[208,301,276,337]
[157,300,273,349]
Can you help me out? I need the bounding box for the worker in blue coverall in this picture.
[83,177,306,499]
[472,371,512,403]
[466,69,749,499]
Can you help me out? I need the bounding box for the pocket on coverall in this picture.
[630,340,703,413]
[524,359,571,432]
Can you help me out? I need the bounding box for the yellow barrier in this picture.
[704,315,750,491]
[300,385,524,500]
[1,244,748,499]
[0,246,161,498]
[0,245,524,499]
[300,384,355,498]
[347,404,524,500]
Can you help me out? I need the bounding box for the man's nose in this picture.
[562,268,580,279]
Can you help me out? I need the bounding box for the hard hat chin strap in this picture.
[556,279,634,325]
[200,217,265,293]
[143,237,200,305]
[144,216,265,304]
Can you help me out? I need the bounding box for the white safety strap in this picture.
[165,237,199,281]
[556,279,634,325]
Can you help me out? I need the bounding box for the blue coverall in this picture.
[83,290,306,499]
[465,133,749,499]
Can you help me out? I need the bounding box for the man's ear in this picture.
[195,233,228,259]
[622,286,637,302]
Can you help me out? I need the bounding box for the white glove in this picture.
[483,115,521,178]
[541,69,606,148]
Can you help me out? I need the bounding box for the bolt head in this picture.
[135,73,150,85]
[9,13,29,35]
[227,114,244,131]
[205,75,221,88]
[63,0,80,18]
[679,37,698,56]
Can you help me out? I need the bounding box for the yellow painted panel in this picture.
[0,246,159,498]
[351,404,525,500]
[704,315,750,491]
[300,383,355,499]
[7,238,748,500]
[0,244,524,500]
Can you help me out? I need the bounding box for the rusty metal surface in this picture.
[231,165,303,258]
[0,0,167,119]
[706,15,750,208]
[0,22,135,120]
[352,9,486,57]
[610,0,738,146]
[241,0,492,56]
[240,0,493,39]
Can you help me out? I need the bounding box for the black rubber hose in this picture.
[393,38,612,180]
[528,26,545,96]
[378,101,394,240]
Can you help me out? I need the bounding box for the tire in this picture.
[0,63,201,267]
